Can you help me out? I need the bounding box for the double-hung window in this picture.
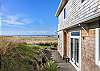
[96,28,100,66]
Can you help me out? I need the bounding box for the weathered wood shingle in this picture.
[57,0,100,31]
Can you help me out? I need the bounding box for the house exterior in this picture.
[55,0,100,71]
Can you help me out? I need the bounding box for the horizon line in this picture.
[0,34,57,36]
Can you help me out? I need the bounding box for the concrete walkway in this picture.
[51,50,77,71]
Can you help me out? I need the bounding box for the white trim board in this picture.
[95,28,100,66]
[79,30,81,71]
[70,60,80,71]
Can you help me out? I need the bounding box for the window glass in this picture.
[64,8,66,19]
[81,0,85,3]
[58,35,59,38]
[71,32,80,36]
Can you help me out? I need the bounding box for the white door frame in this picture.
[69,31,81,71]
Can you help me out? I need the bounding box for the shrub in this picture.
[45,60,59,71]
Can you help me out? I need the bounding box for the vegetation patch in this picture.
[0,42,59,71]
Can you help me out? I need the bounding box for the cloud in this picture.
[2,16,24,25]
[19,18,32,24]
[1,15,32,25]
[0,5,32,25]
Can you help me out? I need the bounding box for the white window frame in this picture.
[95,28,100,66]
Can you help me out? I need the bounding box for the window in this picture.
[71,32,80,36]
[58,35,59,38]
[64,8,66,19]
[81,0,85,3]
[96,28,100,66]
[70,31,80,67]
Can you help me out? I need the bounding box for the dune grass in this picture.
[1,44,42,71]
[1,43,59,71]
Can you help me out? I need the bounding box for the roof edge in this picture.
[55,0,68,17]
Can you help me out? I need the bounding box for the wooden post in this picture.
[63,30,67,59]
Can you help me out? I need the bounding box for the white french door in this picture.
[70,32,80,67]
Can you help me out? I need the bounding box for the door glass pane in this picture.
[71,38,73,60]
[74,39,76,62]
[99,30,100,60]
[71,38,79,63]
[75,39,79,63]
